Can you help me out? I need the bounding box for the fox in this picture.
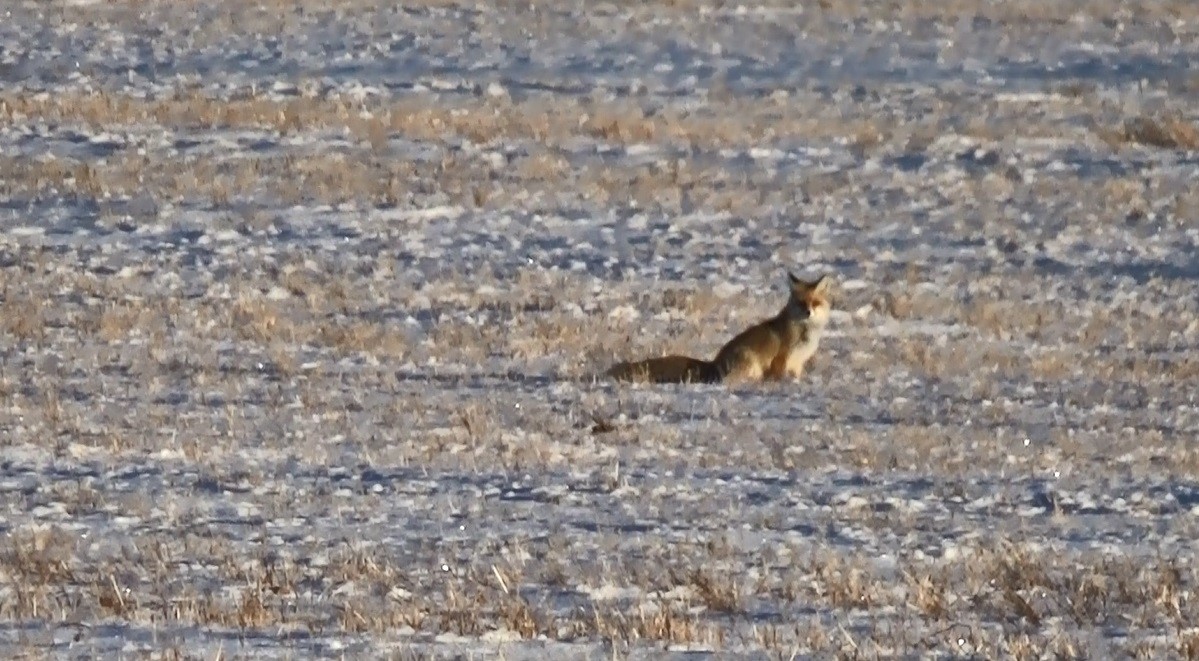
[606,272,832,385]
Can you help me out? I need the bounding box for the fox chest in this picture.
[782,332,821,377]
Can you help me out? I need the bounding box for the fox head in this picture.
[784,272,831,326]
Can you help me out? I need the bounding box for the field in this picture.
[2,0,1199,657]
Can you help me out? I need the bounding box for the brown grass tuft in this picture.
[1101,113,1199,150]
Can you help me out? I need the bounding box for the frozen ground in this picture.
[1,0,1199,657]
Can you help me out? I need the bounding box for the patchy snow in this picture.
[0,0,1197,657]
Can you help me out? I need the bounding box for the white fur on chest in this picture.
[784,326,824,378]
[786,309,824,376]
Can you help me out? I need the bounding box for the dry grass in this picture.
[0,296,47,345]
[1100,114,1199,151]
[37,0,1199,30]
[1,246,1196,652]
[4,528,1190,656]
[0,148,790,215]
[0,90,897,152]
[1,0,1196,655]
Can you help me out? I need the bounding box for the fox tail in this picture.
[605,355,719,384]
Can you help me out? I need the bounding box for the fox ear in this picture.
[788,271,829,293]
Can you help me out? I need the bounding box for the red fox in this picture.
[606,272,831,384]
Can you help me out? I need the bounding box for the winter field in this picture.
[2,0,1199,657]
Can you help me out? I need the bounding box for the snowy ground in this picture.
[1,0,1199,657]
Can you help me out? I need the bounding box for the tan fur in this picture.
[606,272,831,385]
